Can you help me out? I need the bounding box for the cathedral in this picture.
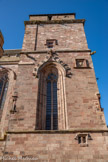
[0,13,108,161]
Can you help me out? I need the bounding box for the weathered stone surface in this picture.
[0,14,108,161]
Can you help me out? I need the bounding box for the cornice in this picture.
[29,13,76,17]
[24,19,85,25]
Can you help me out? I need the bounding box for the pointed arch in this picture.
[36,61,68,130]
[0,66,17,136]
[33,51,72,78]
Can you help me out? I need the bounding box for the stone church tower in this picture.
[0,13,108,161]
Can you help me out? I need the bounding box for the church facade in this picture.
[0,13,108,161]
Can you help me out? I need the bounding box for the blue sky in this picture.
[0,0,108,125]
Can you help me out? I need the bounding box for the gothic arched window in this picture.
[36,62,68,130]
[0,76,8,109]
[46,73,58,130]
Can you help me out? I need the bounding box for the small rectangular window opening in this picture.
[76,59,84,67]
[78,135,87,144]
[76,59,89,68]
[47,41,53,48]
[45,39,58,48]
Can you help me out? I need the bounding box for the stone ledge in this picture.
[0,61,19,65]
[4,49,21,55]
[24,19,85,25]
[6,129,108,134]
[3,49,91,56]
[21,49,91,55]
[0,129,108,141]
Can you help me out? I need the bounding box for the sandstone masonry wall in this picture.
[0,14,108,161]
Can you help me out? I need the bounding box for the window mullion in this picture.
[51,80,53,130]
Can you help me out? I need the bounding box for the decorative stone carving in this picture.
[10,91,18,114]
[33,50,72,78]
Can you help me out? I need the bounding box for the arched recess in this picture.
[0,67,17,112]
[36,61,68,130]
[0,67,17,136]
